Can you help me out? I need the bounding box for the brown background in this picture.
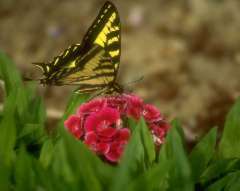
[1,0,240,143]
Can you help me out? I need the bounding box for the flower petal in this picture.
[125,94,143,119]
[116,128,131,142]
[77,99,106,116]
[96,143,110,155]
[105,142,123,162]
[143,104,162,122]
[84,131,97,145]
[97,127,117,138]
[85,107,120,132]
[106,96,128,113]
[64,115,83,139]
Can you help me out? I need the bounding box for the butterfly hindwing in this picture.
[55,45,116,87]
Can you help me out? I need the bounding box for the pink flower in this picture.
[64,115,83,139]
[143,104,162,122]
[106,96,127,113]
[64,94,170,163]
[106,141,125,162]
[125,94,143,119]
[83,107,130,162]
[77,99,106,115]
[85,107,120,132]
[84,127,130,162]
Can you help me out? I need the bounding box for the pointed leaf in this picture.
[200,158,240,185]
[0,51,22,95]
[206,171,240,191]
[161,124,194,191]
[39,139,54,168]
[219,98,240,158]
[62,132,102,191]
[0,91,17,165]
[0,160,11,191]
[15,147,35,191]
[139,118,156,166]
[110,120,146,191]
[189,127,217,181]
[111,118,157,191]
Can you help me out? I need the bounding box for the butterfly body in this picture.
[33,1,122,95]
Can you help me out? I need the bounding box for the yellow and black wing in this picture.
[81,1,121,72]
[32,1,121,94]
[56,45,117,94]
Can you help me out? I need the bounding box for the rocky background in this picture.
[1,0,240,145]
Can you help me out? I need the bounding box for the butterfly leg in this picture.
[87,87,109,100]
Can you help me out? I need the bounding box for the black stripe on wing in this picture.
[81,1,121,73]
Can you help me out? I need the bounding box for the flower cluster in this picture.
[64,94,170,163]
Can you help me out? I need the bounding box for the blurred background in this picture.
[1,0,240,145]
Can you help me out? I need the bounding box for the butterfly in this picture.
[32,1,123,95]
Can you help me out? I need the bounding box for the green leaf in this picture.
[0,90,17,166]
[15,147,35,191]
[128,155,170,191]
[200,158,240,186]
[18,124,43,140]
[61,131,102,191]
[0,51,23,95]
[206,173,232,191]
[138,118,156,166]
[110,121,145,191]
[28,96,46,125]
[171,119,185,141]
[226,172,240,191]
[111,118,156,191]
[15,86,29,123]
[219,98,240,158]
[0,160,11,191]
[0,52,29,122]
[170,119,188,152]
[33,159,69,191]
[17,123,46,158]
[51,140,75,184]
[39,139,54,168]
[189,127,217,182]
[0,51,45,130]
[161,124,194,191]
[53,127,110,190]
[206,171,240,191]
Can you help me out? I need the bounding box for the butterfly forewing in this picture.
[81,1,121,72]
[51,44,82,69]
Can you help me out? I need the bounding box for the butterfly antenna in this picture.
[22,76,43,82]
[123,76,144,87]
